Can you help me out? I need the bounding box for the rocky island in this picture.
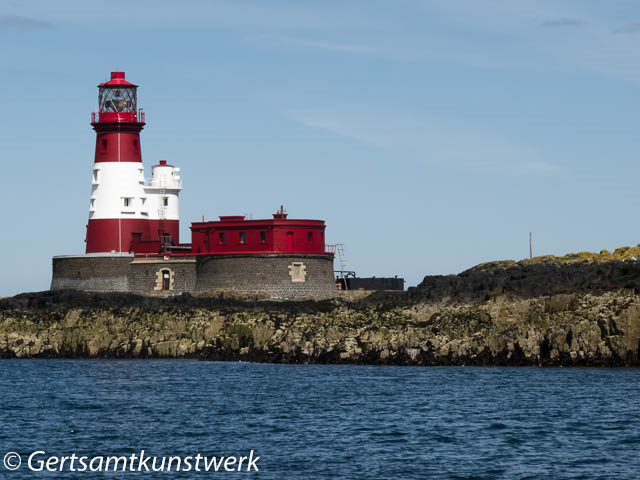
[3,247,640,366]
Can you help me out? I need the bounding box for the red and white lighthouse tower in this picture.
[86,71,181,253]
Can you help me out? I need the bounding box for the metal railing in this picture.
[91,111,145,123]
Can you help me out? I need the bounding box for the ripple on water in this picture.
[1,362,640,480]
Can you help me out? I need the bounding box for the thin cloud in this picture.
[263,35,537,71]
[0,15,51,29]
[613,22,640,34]
[288,108,562,176]
[423,1,640,85]
[0,0,368,31]
[540,17,584,28]
[285,39,384,57]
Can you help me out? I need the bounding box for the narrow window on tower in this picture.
[133,139,138,151]
[101,139,107,152]
[163,197,169,207]
[220,232,226,245]
[240,232,246,244]
[93,169,99,183]
[90,199,95,210]
[123,197,132,207]
[308,232,313,244]
[260,231,267,243]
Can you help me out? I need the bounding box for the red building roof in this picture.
[131,209,331,257]
[190,211,331,255]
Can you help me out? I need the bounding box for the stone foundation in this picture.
[195,254,336,300]
[51,253,336,300]
[129,258,197,294]
[51,254,133,292]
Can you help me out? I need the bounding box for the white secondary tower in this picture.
[145,160,182,237]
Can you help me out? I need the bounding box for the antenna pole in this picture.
[529,232,533,259]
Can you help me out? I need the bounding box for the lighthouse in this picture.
[52,70,337,300]
[86,71,181,253]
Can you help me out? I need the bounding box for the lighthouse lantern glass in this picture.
[99,86,137,113]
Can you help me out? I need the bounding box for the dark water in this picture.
[1,361,639,479]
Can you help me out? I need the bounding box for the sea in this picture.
[1,360,639,479]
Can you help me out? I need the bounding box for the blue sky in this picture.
[3,0,640,296]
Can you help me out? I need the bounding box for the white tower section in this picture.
[144,160,182,222]
[89,163,148,220]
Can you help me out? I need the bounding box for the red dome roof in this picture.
[98,71,138,87]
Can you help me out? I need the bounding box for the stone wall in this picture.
[51,255,132,292]
[51,254,336,300]
[129,258,197,294]
[195,254,336,300]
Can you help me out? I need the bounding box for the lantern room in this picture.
[93,72,141,124]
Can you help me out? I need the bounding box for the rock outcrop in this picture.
[1,286,639,366]
[4,248,640,365]
[411,247,640,302]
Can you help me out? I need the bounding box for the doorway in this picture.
[162,270,170,290]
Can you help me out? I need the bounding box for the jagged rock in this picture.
[410,256,640,302]
[2,264,640,366]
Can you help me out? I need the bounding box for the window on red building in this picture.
[260,232,266,243]
[308,232,313,243]
[220,232,226,245]
[240,232,246,244]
